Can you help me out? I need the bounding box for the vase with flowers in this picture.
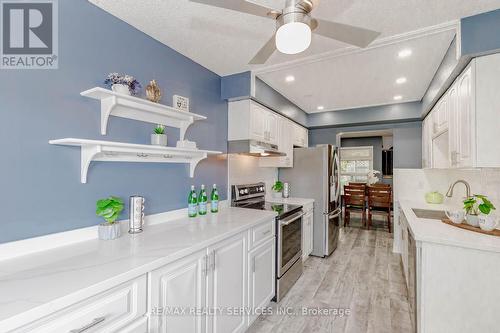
[104,73,141,96]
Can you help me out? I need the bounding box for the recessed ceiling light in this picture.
[285,75,295,83]
[393,95,403,101]
[317,106,325,111]
[396,77,407,84]
[398,49,412,58]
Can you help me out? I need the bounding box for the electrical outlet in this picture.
[173,95,189,112]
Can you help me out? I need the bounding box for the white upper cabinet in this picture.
[422,117,433,169]
[293,123,308,148]
[423,53,500,169]
[455,66,475,168]
[249,102,267,142]
[432,95,449,137]
[228,100,279,146]
[265,111,279,145]
[259,116,294,168]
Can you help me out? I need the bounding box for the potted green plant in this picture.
[151,125,167,146]
[96,196,124,240]
[271,180,284,199]
[463,194,496,228]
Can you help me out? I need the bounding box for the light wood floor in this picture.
[248,226,412,333]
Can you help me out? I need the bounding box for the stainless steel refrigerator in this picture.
[279,144,341,257]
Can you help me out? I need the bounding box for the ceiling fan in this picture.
[189,0,381,64]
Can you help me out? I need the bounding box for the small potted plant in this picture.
[151,125,167,146]
[96,196,124,240]
[463,194,496,228]
[271,180,284,199]
[104,73,141,96]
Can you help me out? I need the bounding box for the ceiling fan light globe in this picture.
[276,22,311,55]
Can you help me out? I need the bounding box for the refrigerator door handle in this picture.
[327,208,341,218]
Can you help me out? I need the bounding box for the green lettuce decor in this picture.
[96,196,124,224]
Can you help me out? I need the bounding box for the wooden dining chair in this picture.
[369,183,391,188]
[367,186,392,232]
[343,184,367,227]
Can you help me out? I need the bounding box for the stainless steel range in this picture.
[232,182,304,302]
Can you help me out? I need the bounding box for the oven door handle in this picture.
[280,211,305,226]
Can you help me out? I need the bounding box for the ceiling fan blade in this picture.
[295,0,320,12]
[311,18,380,48]
[189,0,279,19]
[249,34,276,65]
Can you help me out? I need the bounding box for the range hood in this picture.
[227,140,286,157]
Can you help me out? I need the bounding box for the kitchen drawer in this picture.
[249,220,275,250]
[11,275,147,333]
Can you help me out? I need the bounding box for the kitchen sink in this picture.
[412,208,447,220]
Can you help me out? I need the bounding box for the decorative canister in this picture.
[129,196,145,234]
[283,183,290,198]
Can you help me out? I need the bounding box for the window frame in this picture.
[339,146,374,183]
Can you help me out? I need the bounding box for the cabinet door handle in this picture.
[252,257,256,273]
[70,317,106,333]
[202,254,208,276]
[210,251,216,271]
[262,230,271,236]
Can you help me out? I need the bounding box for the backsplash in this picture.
[394,168,500,209]
[227,155,278,199]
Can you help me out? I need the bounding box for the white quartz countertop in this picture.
[0,207,277,328]
[399,200,500,253]
[266,197,315,206]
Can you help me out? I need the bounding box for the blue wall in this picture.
[221,71,251,101]
[0,0,227,243]
[461,9,500,56]
[308,102,422,128]
[309,122,422,168]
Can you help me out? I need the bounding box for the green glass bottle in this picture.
[188,185,198,217]
[198,184,208,215]
[211,184,219,213]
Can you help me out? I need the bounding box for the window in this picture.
[339,146,373,189]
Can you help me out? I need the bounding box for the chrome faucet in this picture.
[446,180,471,198]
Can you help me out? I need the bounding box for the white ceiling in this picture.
[89,0,500,112]
[258,28,456,112]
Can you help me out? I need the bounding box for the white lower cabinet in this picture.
[7,221,276,333]
[247,238,275,327]
[120,317,149,333]
[150,250,208,333]
[11,275,147,333]
[207,233,247,333]
[149,220,275,333]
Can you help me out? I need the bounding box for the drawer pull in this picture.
[262,230,271,235]
[70,317,106,333]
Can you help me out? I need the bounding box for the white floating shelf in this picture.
[81,87,206,140]
[49,138,221,183]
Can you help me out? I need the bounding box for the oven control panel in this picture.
[232,182,266,202]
